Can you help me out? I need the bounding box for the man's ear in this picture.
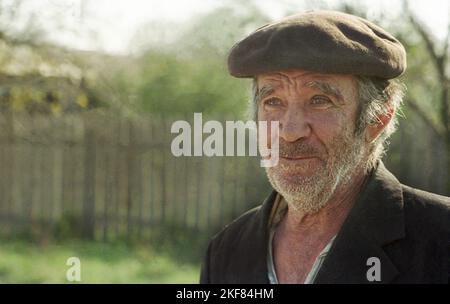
[365,104,394,143]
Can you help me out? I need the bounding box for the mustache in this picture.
[278,139,324,159]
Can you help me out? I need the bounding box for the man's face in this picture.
[257,70,368,212]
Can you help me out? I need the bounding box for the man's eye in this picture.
[263,97,282,107]
[311,95,332,106]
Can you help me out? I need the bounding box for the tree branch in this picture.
[403,0,445,79]
[406,97,443,139]
[403,0,450,143]
[442,22,450,65]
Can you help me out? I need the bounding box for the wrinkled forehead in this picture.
[255,70,358,99]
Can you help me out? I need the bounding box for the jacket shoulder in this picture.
[209,205,263,251]
[200,206,261,284]
[200,191,278,283]
[402,185,450,211]
[401,185,450,232]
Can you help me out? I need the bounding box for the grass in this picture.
[0,236,204,283]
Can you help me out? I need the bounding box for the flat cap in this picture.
[228,10,406,79]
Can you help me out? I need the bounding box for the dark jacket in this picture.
[199,162,450,284]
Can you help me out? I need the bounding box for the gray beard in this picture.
[265,130,366,213]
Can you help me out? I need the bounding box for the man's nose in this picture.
[279,108,312,142]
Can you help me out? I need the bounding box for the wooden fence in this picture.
[0,112,270,240]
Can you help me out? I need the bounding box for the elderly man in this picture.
[199,10,450,284]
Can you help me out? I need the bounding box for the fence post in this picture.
[126,119,136,241]
[82,118,96,239]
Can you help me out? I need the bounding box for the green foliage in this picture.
[131,5,269,118]
[135,51,250,117]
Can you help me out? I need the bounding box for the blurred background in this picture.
[0,0,448,283]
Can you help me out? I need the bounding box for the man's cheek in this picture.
[258,120,280,168]
[258,119,274,148]
[311,115,346,140]
[260,115,281,143]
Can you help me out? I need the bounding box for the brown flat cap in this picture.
[228,10,406,79]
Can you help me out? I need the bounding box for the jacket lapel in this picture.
[313,162,405,283]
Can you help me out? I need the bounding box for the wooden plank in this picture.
[114,118,122,239]
[102,120,113,242]
[161,117,167,225]
[149,117,155,226]
[82,115,96,239]
[47,116,57,226]
[182,148,189,229]
[218,157,225,228]
[194,157,202,230]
